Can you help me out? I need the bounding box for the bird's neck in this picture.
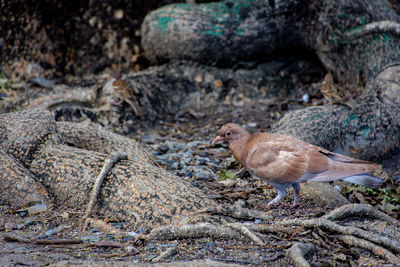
[229,134,250,167]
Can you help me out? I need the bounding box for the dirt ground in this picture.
[0,81,399,266]
[1,0,400,265]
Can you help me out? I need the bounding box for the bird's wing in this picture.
[318,150,379,165]
[245,136,330,183]
[301,152,380,182]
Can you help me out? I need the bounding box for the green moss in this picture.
[383,33,389,42]
[360,126,370,138]
[217,169,237,181]
[342,114,359,127]
[205,25,224,37]
[157,16,173,31]
[310,114,323,120]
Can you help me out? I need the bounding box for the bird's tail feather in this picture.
[343,174,384,188]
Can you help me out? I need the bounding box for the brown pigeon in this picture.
[212,123,383,206]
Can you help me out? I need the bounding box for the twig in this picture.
[311,231,330,249]
[4,234,83,245]
[81,152,128,231]
[225,223,265,245]
[147,223,240,241]
[152,246,178,262]
[98,252,130,258]
[338,235,400,265]
[88,241,124,248]
[344,21,400,40]
[196,205,273,221]
[287,243,315,267]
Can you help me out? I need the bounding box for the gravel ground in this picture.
[1,77,399,266]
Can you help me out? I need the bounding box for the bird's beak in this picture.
[212,136,224,145]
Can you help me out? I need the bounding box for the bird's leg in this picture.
[291,183,301,207]
[267,186,287,207]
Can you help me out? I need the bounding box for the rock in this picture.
[301,183,349,208]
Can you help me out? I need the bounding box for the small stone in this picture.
[5,222,16,231]
[166,160,178,169]
[29,77,54,89]
[141,135,156,143]
[89,16,97,27]
[214,80,223,88]
[128,231,139,237]
[113,9,124,20]
[199,248,207,254]
[205,242,216,248]
[158,143,170,154]
[26,204,47,215]
[123,236,135,242]
[302,93,310,103]
[126,246,139,253]
[333,253,348,262]
[60,211,70,219]
[147,245,156,252]
[194,74,203,83]
[45,228,57,236]
[191,182,200,187]
[26,63,44,77]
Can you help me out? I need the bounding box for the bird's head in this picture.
[212,123,249,145]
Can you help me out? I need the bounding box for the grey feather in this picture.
[343,174,383,188]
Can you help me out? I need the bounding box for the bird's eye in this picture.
[226,131,232,136]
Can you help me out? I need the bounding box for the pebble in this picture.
[141,135,156,143]
[29,77,54,88]
[125,246,139,253]
[147,245,157,252]
[144,135,222,182]
[166,159,179,169]
[15,203,47,215]
[45,225,70,236]
[123,236,135,242]
[5,222,16,231]
[81,236,101,242]
[205,242,216,248]
[191,182,200,187]
[158,144,170,154]
[128,231,140,237]
[159,243,178,248]
[302,93,310,103]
